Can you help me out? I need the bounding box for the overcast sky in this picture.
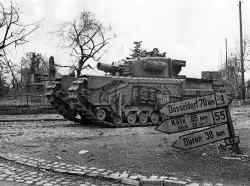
[2,0,250,78]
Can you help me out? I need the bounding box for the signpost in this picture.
[157,108,227,134]
[224,136,240,146]
[157,93,241,154]
[160,93,230,117]
[172,124,230,150]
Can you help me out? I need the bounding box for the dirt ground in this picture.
[0,106,250,185]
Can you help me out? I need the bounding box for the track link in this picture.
[45,79,79,122]
[67,78,117,126]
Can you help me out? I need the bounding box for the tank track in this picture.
[45,79,79,122]
[65,78,161,127]
[67,78,97,123]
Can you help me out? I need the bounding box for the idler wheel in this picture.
[127,112,137,125]
[96,108,107,121]
[150,111,160,125]
[138,111,148,124]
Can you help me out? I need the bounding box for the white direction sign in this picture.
[157,108,227,134]
[172,124,230,150]
[161,93,230,117]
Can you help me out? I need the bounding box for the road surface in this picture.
[0,106,250,185]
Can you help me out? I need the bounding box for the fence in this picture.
[0,94,53,114]
[0,94,50,107]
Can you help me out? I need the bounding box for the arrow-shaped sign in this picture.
[161,93,230,117]
[172,124,230,150]
[157,108,228,134]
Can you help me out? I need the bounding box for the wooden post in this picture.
[225,106,241,154]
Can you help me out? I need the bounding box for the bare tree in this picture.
[0,59,8,96]
[220,51,243,98]
[22,52,49,74]
[0,50,19,88]
[242,39,250,71]
[58,11,112,77]
[0,2,39,88]
[0,2,38,52]
[20,52,52,89]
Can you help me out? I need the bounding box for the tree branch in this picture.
[0,2,39,50]
[58,11,113,77]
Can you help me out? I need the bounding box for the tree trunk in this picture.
[76,68,81,77]
[77,58,85,77]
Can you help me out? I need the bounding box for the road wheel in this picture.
[150,112,160,125]
[96,109,107,121]
[113,115,122,124]
[58,105,66,115]
[138,111,148,125]
[127,112,137,125]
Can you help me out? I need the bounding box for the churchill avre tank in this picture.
[46,46,215,127]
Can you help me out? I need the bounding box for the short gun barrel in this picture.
[97,63,119,74]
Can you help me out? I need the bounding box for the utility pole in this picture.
[225,38,228,80]
[239,1,245,100]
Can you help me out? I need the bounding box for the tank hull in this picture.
[46,75,214,127]
[46,52,215,127]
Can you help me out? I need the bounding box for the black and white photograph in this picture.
[0,0,249,185]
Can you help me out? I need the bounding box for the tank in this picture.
[46,48,215,127]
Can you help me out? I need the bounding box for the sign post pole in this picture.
[158,93,241,153]
[225,107,241,154]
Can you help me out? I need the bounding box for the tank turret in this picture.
[97,55,186,78]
